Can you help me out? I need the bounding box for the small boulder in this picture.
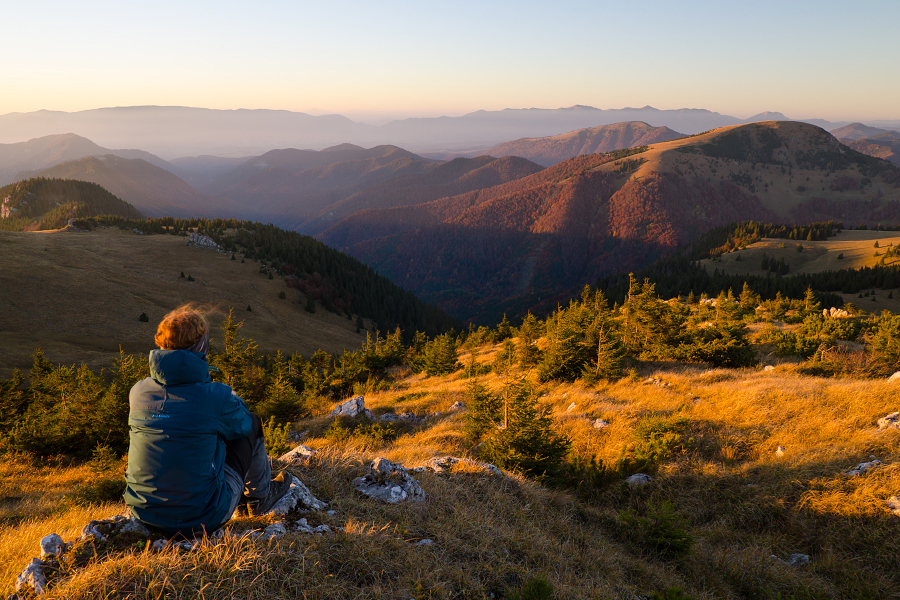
[889,372,900,382]
[877,412,900,430]
[279,445,317,463]
[592,419,609,429]
[39,533,65,559]
[626,473,652,488]
[261,521,287,540]
[15,558,47,596]
[331,396,372,419]
[764,365,775,372]
[268,474,328,516]
[353,458,426,503]
[775,446,785,457]
[846,458,882,477]
[566,402,577,412]
[887,496,900,516]
[787,553,810,567]
[449,401,466,411]
[415,538,434,546]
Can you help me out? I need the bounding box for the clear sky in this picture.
[2,0,898,123]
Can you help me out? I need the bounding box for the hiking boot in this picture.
[246,471,294,516]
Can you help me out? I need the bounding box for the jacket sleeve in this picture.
[216,384,253,441]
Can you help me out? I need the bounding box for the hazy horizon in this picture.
[2,1,899,123]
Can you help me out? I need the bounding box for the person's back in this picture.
[124,305,291,538]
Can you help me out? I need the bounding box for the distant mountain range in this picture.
[4,105,894,158]
[832,123,900,167]
[23,155,239,218]
[479,121,684,167]
[321,121,900,322]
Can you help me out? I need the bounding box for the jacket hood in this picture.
[149,349,212,386]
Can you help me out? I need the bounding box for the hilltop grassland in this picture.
[4,345,900,599]
[700,230,900,313]
[0,227,366,375]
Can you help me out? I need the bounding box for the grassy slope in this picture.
[0,227,366,376]
[699,230,900,312]
[4,345,900,598]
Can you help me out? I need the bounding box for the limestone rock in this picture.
[268,474,328,516]
[846,458,882,476]
[415,538,434,546]
[15,558,47,596]
[626,473,652,487]
[81,515,148,542]
[887,496,900,516]
[293,517,333,535]
[39,534,65,559]
[877,412,900,430]
[414,455,502,476]
[353,458,426,503]
[592,419,609,429]
[566,402,577,412]
[449,401,466,411]
[279,445,317,463]
[763,365,775,372]
[775,446,786,457]
[331,396,372,419]
[186,232,223,252]
[261,521,287,540]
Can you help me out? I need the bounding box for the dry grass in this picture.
[5,355,900,598]
[0,227,366,377]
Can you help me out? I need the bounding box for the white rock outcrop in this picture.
[268,474,328,516]
[845,458,882,477]
[877,412,900,430]
[353,458,426,503]
[279,445,317,463]
[331,396,373,419]
[626,473,652,488]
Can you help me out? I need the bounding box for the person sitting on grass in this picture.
[124,305,292,538]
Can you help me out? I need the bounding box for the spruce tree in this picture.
[516,313,543,367]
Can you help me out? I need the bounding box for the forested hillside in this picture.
[322,122,900,323]
[0,178,143,231]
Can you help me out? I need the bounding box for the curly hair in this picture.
[154,305,209,350]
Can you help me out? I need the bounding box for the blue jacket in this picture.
[124,349,252,534]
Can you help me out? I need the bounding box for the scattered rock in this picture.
[889,372,900,382]
[592,419,609,429]
[877,412,900,430]
[261,521,287,540]
[846,458,882,476]
[413,455,502,476]
[39,534,65,559]
[331,396,373,419]
[566,402,577,412]
[81,515,148,542]
[15,558,47,596]
[353,458,426,503]
[769,553,810,567]
[279,445,317,463]
[378,411,423,424]
[824,307,850,318]
[151,539,168,551]
[186,232,223,252]
[268,474,328,516]
[763,365,775,372]
[414,538,434,546]
[326,510,337,517]
[887,496,900,516]
[775,446,785,457]
[626,473,652,488]
[449,401,466,411]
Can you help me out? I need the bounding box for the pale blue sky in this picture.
[2,0,897,122]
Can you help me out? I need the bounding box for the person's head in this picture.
[155,305,209,355]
